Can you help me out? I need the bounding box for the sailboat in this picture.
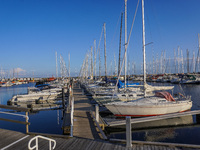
[105,0,192,117]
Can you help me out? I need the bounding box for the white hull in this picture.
[11,92,59,102]
[105,97,192,117]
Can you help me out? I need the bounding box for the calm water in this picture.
[106,82,200,145]
[0,83,63,134]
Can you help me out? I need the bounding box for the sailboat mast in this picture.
[68,53,70,80]
[94,40,96,79]
[195,33,200,72]
[124,0,127,90]
[91,46,93,78]
[142,0,146,97]
[187,49,189,73]
[104,23,107,77]
[55,51,58,78]
[118,13,123,76]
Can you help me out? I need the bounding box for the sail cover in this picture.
[155,91,175,101]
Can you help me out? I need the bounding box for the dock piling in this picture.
[95,104,99,123]
[82,89,84,95]
[26,111,29,133]
[70,97,74,137]
[126,116,132,148]
[62,88,65,109]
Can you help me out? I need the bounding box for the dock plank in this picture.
[1,128,200,150]
[69,85,100,139]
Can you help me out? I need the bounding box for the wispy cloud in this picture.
[14,68,26,75]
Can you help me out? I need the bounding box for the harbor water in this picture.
[0,83,63,134]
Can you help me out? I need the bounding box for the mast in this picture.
[187,49,189,73]
[193,51,195,73]
[103,23,107,77]
[55,51,58,78]
[178,46,180,73]
[164,50,166,74]
[124,0,127,90]
[114,53,117,76]
[60,55,63,78]
[181,49,184,73]
[174,48,177,73]
[118,13,123,76]
[94,40,96,79]
[98,26,103,78]
[169,56,171,74]
[195,33,200,73]
[90,46,93,78]
[160,51,163,74]
[142,0,146,97]
[68,53,70,80]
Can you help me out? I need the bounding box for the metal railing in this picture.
[28,135,56,150]
[0,104,30,133]
[70,96,74,137]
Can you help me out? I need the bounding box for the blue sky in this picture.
[0,0,200,78]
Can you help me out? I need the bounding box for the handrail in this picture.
[28,135,56,150]
[0,104,30,112]
[70,97,74,137]
[0,111,29,120]
[0,107,30,133]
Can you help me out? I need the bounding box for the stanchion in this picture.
[95,104,99,123]
[126,116,132,148]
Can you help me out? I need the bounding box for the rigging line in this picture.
[178,83,186,97]
[127,0,140,47]
[110,10,123,52]
[111,0,140,100]
[112,42,126,100]
[97,26,104,56]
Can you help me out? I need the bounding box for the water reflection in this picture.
[0,83,63,134]
[107,114,200,144]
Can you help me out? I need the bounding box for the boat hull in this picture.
[105,101,192,117]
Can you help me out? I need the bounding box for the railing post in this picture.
[95,104,99,123]
[62,87,65,109]
[67,94,71,113]
[126,116,132,148]
[28,135,56,150]
[71,89,73,96]
[70,97,74,137]
[26,111,29,134]
[36,137,38,150]
[82,89,84,95]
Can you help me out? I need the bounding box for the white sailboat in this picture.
[105,0,192,117]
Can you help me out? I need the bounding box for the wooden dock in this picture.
[1,128,200,150]
[70,85,101,139]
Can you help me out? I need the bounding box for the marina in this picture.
[0,81,200,149]
[1,0,200,149]
[0,82,200,149]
